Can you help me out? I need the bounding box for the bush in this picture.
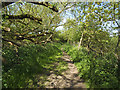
[62,44,119,88]
[2,43,62,88]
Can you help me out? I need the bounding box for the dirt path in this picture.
[44,51,87,89]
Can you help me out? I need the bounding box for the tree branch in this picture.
[49,3,76,28]
[30,2,58,12]
[16,32,53,40]
[2,2,58,12]
[2,27,11,32]
[2,38,21,46]
[2,14,42,24]
[2,2,13,7]
[115,20,120,27]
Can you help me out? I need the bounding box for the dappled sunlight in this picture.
[44,51,86,89]
[2,1,120,89]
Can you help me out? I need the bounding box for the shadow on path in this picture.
[44,50,87,89]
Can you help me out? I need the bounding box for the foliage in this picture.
[2,43,63,88]
[62,44,119,88]
[2,2,72,47]
[1,1,120,89]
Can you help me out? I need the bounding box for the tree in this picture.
[2,1,75,47]
[61,2,120,87]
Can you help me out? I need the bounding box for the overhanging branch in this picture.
[2,2,13,7]
[2,14,42,24]
[16,32,53,40]
[30,2,58,12]
[2,2,58,12]
[2,38,21,46]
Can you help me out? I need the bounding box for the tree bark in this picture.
[78,32,83,50]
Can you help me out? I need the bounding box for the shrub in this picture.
[63,44,119,88]
[2,43,62,88]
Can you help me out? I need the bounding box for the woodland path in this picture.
[44,49,87,89]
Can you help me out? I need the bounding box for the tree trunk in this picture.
[67,39,69,44]
[116,30,120,48]
[73,41,75,47]
[116,31,120,88]
[78,32,83,50]
[116,2,120,88]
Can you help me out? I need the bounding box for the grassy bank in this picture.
[2,43,67,88]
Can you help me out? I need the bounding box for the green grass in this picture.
[2,43,67,88]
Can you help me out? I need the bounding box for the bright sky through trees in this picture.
[56,1,119,36]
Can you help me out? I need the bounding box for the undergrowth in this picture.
[2,43,65,88]
[62,44,119,88]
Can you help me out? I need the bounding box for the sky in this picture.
[56,2,119,34]
[3,1,119,34]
